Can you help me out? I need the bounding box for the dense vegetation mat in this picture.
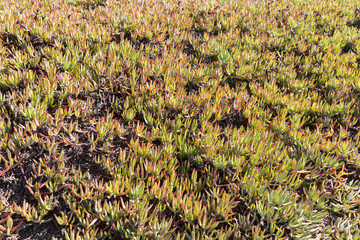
[1,0,360,239]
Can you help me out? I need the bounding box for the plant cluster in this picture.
[1,0,360,239]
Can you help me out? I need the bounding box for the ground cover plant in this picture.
[1,0,360,239]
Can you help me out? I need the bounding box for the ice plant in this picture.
[1,0,360,239]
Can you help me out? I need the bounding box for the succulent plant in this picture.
[1,0,360,239]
